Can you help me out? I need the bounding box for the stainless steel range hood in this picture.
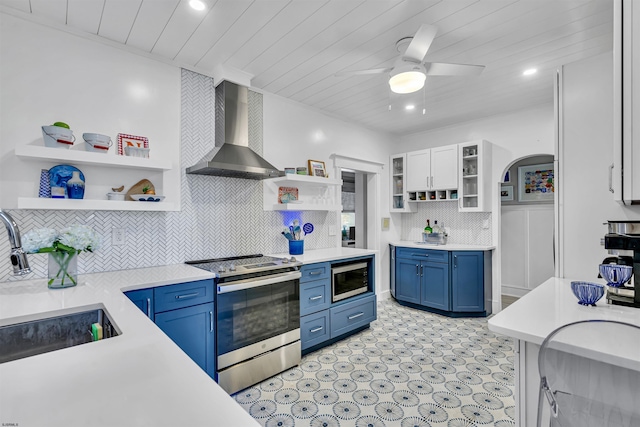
[186,81,284,180]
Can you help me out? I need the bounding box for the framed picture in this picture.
[308,160,326,178]
[501,185,514,201]
[518,163,554,202]
[278,186,298,203]
[117,133,149,155]
[503,170,511,183]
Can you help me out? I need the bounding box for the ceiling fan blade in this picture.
[402,24,438,62]
[335,67,392,77]
[424,62,485,76]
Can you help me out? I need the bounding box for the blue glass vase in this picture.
[66,171,85,199]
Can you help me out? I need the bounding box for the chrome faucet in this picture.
[0,209,30,275]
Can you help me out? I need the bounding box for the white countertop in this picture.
[488,277,640,369]
[0,264,260,427]
[270,247,377,264]
[391,241,495,251]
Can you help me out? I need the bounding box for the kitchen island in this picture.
[0,264,260,427]
[488,277,640,427]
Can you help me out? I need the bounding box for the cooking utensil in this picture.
[303,223,314,235]
[282,228,294,240]
[292,219,301,240]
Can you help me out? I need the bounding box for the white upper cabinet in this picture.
[406,146,458,192]
[406,149,431,192]
[613,0,640,203]
[431,145,458,190]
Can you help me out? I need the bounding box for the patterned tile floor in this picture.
[235,299,516,427]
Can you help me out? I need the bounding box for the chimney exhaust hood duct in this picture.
[186,81,284,180]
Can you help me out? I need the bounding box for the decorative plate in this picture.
[48,165,84,198]
[130,194,165,202]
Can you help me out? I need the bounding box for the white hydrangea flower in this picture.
[22,228,58,253]
[58,224,101,252]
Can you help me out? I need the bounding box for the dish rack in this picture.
[421,232,448,245]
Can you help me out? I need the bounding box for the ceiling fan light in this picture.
[389,71,426,94]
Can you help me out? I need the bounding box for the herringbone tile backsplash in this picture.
[401,202,492,245]
[0,70,335,283]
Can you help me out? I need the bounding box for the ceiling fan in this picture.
[336,24,485,94]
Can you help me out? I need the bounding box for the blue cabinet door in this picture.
[155,302,215,378]
[421,262,450,311]
[451,251,484,312]
[390,245,396,298]
[124,288,154,321]
[300,309,330,350]
[395,257,421,304]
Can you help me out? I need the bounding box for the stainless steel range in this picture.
[186,254,302,394]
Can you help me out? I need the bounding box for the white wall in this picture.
[398,105,555,312]
[559,51,640,278]
[0,13,400,294]
[263,94,398,296]
[0,13,181,207]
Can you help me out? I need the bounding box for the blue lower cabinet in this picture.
[395,258,421,304]
[300,310,330,350]
[124,288,154,321]
[155,302,215,378]
[421,262,450,311]
[451,251,484,312]
[330,294,376,338]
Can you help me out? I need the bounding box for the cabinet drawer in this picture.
[396,247,448,264]
[154,279,214,313]
[330,294,376,338]
[300,262,330,283]
[300,279,330,316]
[300,310,330,350]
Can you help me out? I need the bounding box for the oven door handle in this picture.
[217,270,302,294]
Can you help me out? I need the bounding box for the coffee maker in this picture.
[603,220,640,307]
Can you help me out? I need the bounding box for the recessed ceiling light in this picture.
[523,68,537,76]
[405,105,415,111]
[189,0,206,11]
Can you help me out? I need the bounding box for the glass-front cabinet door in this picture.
[458,140,492,212]
[390,154,416,213]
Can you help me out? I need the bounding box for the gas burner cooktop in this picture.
[185,254,301,278]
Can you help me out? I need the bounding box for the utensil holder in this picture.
[289,240,304,255]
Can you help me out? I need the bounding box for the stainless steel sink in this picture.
[0,306,120,363]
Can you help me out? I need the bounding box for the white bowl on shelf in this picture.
[106,192,125,201]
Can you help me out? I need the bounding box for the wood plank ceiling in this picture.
[0,0,613,136]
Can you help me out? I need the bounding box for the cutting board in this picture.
[125,179,155,201]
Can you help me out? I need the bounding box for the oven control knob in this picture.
[218,265,226,273]
[229,264,236,271]
[290,257,297,262]
[281,258,289,264]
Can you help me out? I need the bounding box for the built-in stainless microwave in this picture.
[332,261,369,302]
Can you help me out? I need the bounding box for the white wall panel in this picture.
[559,52,640,278]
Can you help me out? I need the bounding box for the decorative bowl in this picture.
[130,194,165,202]
[570,281,605,306]
[598,264,633,288]
[106,192,125,201]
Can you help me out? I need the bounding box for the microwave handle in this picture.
[217,271,302,294]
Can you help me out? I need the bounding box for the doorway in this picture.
[341,169,367,249]
[500,154,555,306]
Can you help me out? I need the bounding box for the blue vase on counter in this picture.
[66,171,85,199]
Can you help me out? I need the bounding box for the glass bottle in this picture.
[424,219,432,234]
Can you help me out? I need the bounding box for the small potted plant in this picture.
[22,224,101,288]
[142,185,155,195]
